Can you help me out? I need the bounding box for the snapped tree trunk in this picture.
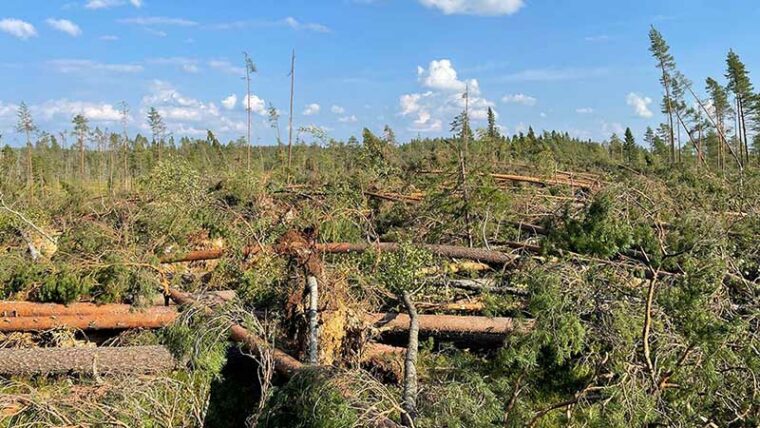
[307,275,319,365]
[400,291,419,427]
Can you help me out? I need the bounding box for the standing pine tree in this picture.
[16,102,37,188]
[706,77,731,171]
[725,50,754,165]
[623,127,636,163]
[243,52,257,171]
[146,107,166,163]
[72,114,89,179]
[486,107,499,140]
[649,27,677,163]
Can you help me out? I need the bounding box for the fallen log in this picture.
[367,313,534,336]
[431,278,529,297]
[0,306,178,332]
[1,300,533,338]
[0,346,175,377]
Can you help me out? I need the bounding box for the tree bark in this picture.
[0,307,178,332]
[0,346,175,377]
[400,291,418,427]
[307,275,319,365]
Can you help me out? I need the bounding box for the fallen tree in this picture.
[0,346,175,377]
[0,306,178,332]
[1,300,533,338]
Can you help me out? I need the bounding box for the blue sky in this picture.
[1,0,759,146]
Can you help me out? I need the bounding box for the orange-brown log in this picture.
[0,346,175,376]
[0,307,178,332]
[0,292,236,318]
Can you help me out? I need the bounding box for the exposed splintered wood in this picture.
[0,306,178,332]
[0,346,175,376]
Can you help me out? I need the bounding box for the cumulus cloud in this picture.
[139,80,257,137]
[49,59,143,73]
[400,59,495,133]
[46,19,82,37]
[576,107,594,114]
[243,94,266,115]
[222,94,237,110]
[626,92,653,118]
[34,99,124,122]
[501,93,537,106]
[419,0,525,16]
[303,103,321,116]
[0,19,37,40]
[331,105,345,114]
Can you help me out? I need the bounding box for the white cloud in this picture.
[626,92,653,118]
[34,99,124,122]
[211,17,331,33]
[501,93,536,106]
[602,121,625,136]
[419,0,525,16]
[208,60,244,76]
[139,80,252,136]
[0,19,37,40]
[540,112,547,118]
[85,0,142,9]
[584,35,610,42]
[46,19,82,37]
[401,59,495,133]
[418,59,475,92]
[243,94,266,115]
[118,17,198,26]
[49,59,143,73]
[222,94,237,110]
[99,35,119,41]
[283,17,330,33]
[331,105,345,114]
[303,103,321,116]
[576,107,594,114]
[338,115,358,123]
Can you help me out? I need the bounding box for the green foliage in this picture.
[545,192,636,258]
[257,368,358,428]
[37,267,93,304]
[368,242,433,294]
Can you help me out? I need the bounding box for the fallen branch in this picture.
[0,346,175,377]
[367,313,534,336]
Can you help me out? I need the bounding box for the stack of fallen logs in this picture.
[0,240,538,379]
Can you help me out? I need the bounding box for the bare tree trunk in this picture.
[659,62,676,163]
[459,85,473,247]
[739,97,750,164]
[0,346,175,377]
[307,275,319,365]
[287,49,296,183]
[246,65,252,172]
[400,291,419,427]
